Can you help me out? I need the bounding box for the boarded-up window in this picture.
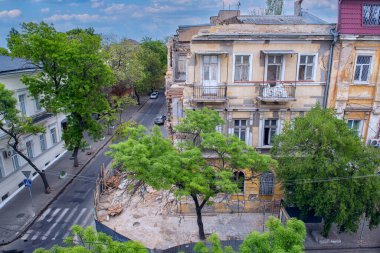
[177,55,186,74]
[260,172,274,195]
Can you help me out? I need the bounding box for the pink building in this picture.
[338,0,380,35]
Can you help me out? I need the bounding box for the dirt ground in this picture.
[97,183,274,249]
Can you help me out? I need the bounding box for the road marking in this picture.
[21,231,31,241]
[46,208,61,222]
[31,231,40,240]
[37,208,51,222]
[42,208,69,240]
[52,206,79,240]
[80,210,94,227]
[71,208,87,227]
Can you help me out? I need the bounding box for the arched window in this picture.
[234,171,245,193]
[259,172,274,195]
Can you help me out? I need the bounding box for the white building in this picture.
[0,56,66,206]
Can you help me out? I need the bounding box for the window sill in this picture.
[256,145,273,149]
[352,82,370,85]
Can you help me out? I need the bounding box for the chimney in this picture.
[294,0,303,16]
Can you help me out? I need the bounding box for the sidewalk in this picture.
[304,222,380,251]
[0,95,149,245]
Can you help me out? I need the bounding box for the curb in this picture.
[0,97,150,246]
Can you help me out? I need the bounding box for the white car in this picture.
[150,91,159,99]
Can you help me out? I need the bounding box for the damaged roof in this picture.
[222,11,329,25]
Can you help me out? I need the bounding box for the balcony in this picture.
[192,85,227,102]
[257,83,296,103]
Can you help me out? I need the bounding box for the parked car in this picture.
[150,91,159,99]
[154,115,166,125]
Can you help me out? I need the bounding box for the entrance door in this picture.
[202,55,218,94]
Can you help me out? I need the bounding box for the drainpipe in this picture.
[323,28,339,109]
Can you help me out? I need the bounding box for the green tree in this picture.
[0,47,10,56]
[0,83,51,193]
[107,108,275,240]
[271,105,380,237]
[8,22,115,167]
[194,217,306,253]
[265,0,284,15]
[33,225,148,253]
[105,39,146,105]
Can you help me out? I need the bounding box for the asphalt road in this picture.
[1,95,167,253]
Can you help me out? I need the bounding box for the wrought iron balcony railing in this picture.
[257,83,296,102]
[193,85,227,102]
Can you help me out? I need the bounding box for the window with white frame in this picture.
[202,55,218,83]
[363,4,380,25]
[234,55,250,82]
[40,134,47,151]
[354,56,372,83]
[263,119,277,146]
[26,140,34,159]
[233,171,245,193]
[18,94,26,114]
[11,151,20,170]
[233,119,247,143]
[50,127,58,144]
[347,120,362,137]
[177,55,186,74]
[266,55,283,83]
[298,55,315,81]
[259,172,274,195]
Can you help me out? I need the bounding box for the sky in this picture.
[0,0,337,48]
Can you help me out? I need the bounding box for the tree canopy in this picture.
[107,108,276,239]
[194,217,306,253]
[271,105,380,237]
[33,225,148,253]
[105,38,167,104]
[7,22,115,166]
[0,47,10,56]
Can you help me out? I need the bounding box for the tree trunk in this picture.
[191,194,207,240]
[0,126,51,194]
[73,146,79,167]
[11,144,51,194]
[322,218,332,238]
[135,90,140,105]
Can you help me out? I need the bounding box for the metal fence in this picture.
[193,85,227,100]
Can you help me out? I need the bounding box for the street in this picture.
[0,95,167,253]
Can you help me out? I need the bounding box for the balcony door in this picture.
[266,55,283,85]
[202,55,219,94]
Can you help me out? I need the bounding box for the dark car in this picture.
[154,115,166,125]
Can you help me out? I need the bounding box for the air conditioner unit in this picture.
[2,150,12,159]
[369,139,380,148]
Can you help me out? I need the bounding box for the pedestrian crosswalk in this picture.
[20,206,94,242]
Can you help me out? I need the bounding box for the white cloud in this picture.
[91,0,104,8]
[104,3,137,14]
[40,7,50,13]
[303,0,337,11]
[0,9,21,18]
[44,13,101,23]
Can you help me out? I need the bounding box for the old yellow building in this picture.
[166,4,335,213]
[327,0,380,144]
